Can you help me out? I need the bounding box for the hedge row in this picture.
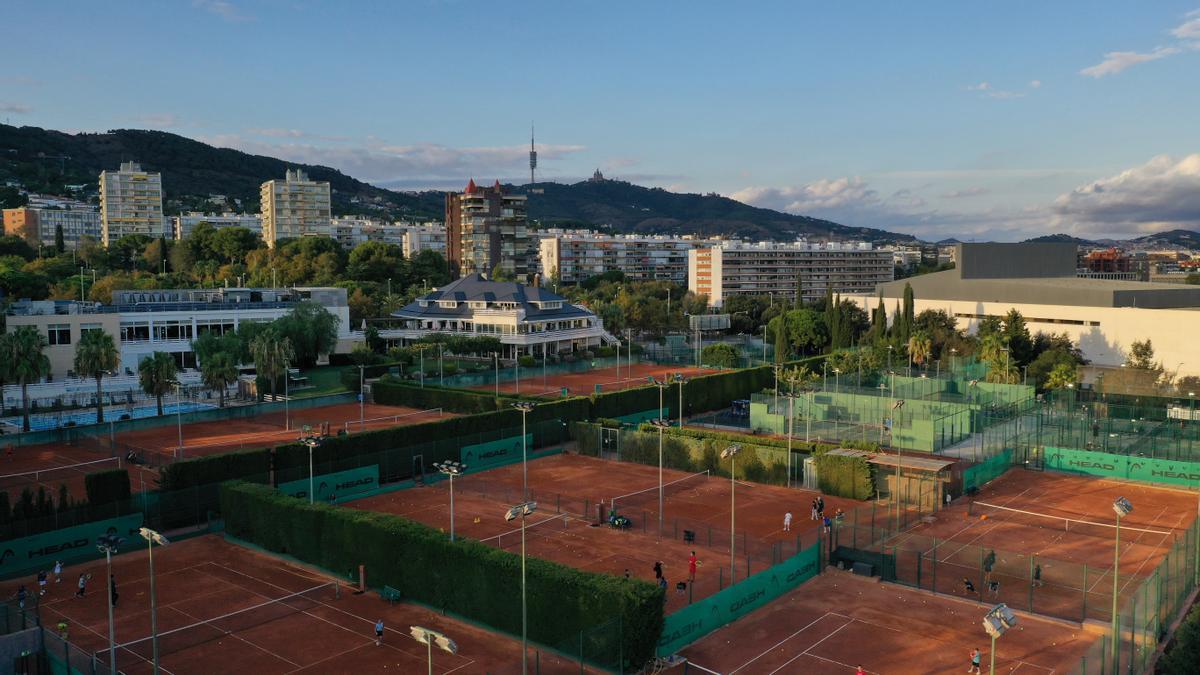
[159,449,272,491]
[84,469,131,506]
[371,378,551,415]
[636,423,881,457]
[220,481,664,669]
[813,454,875,500]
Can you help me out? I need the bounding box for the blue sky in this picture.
[2,1,1199,241]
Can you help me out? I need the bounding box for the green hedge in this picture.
[84,469,131,506]
[371,379,557,415]
[813,454,874,500]
[220,481,663,668]
[1161,601,1200,674]
[158,449,271,491]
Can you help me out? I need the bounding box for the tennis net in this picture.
[343,408,443,432]
[970,501,1173,539]
[478,513,570,549]
[100,582,339,663]
[609,470,711,515]
[0,457,122,489]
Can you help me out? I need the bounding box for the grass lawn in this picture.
[294,365,350,398]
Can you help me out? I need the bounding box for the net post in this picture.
[1083,563,1089,623]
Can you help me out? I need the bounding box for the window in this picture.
[81,323,103,336]
[47,324,71,346]
[120,321,150,342]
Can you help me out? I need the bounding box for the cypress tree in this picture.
[54,224,65,253]
[902,282,915,340]
[873,293,887,342]
[774,318,789,363]
[793,269,804,310]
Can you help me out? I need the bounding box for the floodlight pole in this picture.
[990,633,997,675]
[1112,510,1122,672]
[651,419,671,538]
[140,527,169,675]
[722,445,741,576]
[677,375,686,428]
[174,382,183,452]
[96,536,121,675]
[514,402,535,501]
[505,502,537,674]
[786,394,795,488]
[494,352,499,397]
[359,365,365,423]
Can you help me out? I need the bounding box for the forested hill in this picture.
[0,124,443,218]
[514,179,913,242]
[1,123,914,242]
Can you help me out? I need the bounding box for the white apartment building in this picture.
[99,162,164,245]
[172,212,263,240]
[538,230,708,284]
[401,222,447,259]
[260,169,332,247]
[688,240,894,307]
[4,286,353,381]
[2,207,101,248]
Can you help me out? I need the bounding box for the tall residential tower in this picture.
[259,169,332,247]
[445,179,536,282]
[99,161,164,245]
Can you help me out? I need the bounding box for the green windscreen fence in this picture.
[1044,446,1200,489]
[656,543,820,656]
[962,448,1013,492]
[278,466,380,502]
[0,513,144,579]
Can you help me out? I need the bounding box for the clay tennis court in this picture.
[0,442,158,502]
[678,570,1099,674]
[472,363,713,397]
[113,402,454,461]
[869,469,1196,623]
[3,534,575,674]
[352,453,857,613]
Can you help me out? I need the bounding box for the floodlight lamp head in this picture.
[721,445,741,459]
[95,533,125,552]
[650,418,671,428]
[513,402,535,413]
[505,501,538,521]
[139,527,169,547]
[1113,496,1133,517]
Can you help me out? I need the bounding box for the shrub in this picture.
[84,469,131,506]
[1160,601,1200,674]
[158,449,271,491]
[701,343,740,368]
[220,482,663,668]
[518,355,536,368]
[813,453,874,499]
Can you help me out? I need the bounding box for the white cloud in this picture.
[136,113,180,128]
[965,81,1031,99]
[967,82,991,91]
[1029,80,1042,88]
[1050,154,1200,235]
[941,187,990,199]
[192,0,252,22]
[732,176,878,213]
[246,128,350,142]
[0,102,32,114]
[197,134,587,187]
[1080,46,1181,77]
[1170,10,1200,39]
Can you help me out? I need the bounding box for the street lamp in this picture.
[650,418,671,537]
[891,399,906,532]
[139,527,170,674]
[513,402,536,500]
[651,377,672,422]
[96,533,125,675]
[982,603,1018,675]
[721,445,741,576]
[299,433,322,504]
[409,626,458,675]
[833,368,841,394]
[1112,496,1133,672]
[434,461,466,541]
[674,373,688,428]
[505,501,538,674]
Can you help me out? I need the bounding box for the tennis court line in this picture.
[727,612,842,674]
[208,560,478,671]
[765,614,854,675]
[167,599,304,669]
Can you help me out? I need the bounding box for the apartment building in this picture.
[688,240,894,307]
[401,222,447,259]
[538,230,707,284]
[445,179,535,282]
[260,169,332,247]
[3,207,101,248]
[99,162,165,245]
[172,212,263,240]
[4,286,353,380]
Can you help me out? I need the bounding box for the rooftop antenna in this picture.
[529,124,537,185]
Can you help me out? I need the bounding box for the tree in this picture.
[701,343,740,368]
[347,241,406,284]
[901,282,915,341]
[773,315,789,364]
[250,331,294,400]
[54,224,65,254]
[786,309,829,355]
[489,264,514,282]
[0,326,51,432]
[73,330,120,424]
[907,331,933,369]
[1127,339,1159,370]
[1001,309,1033,365]
[793,269,804,310]
[1044,362,1079,390]
[199,352,238,408]
[138,352,178,416]
[272,302,339,367]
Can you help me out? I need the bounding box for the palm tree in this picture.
[1045,363,1079,391]
[73,330,120,424]
[2,326,51,432]
[200,352,238,408]
[250,332,294,400]
[138,352,178,416]
[907,332,933,370]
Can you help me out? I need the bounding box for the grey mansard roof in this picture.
[393,274,594,320]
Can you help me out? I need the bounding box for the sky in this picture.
[2,1,1199,241]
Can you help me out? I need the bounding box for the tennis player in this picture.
[783,511,792,532]
[75,573,88,598]
[687,552,698,582]
[375,619,384,646]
